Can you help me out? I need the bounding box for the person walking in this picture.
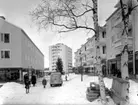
[42,78,47,88]
[25,79,30,94]
[31,74,36,87]
[24,73,30,94]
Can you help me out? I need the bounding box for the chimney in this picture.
[0,16,6,20]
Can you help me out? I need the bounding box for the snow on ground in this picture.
[0,74,137,105]
[129,80,138,105]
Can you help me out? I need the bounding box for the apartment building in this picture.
[0,16,44,81]
[74,27,107,73]
[105,2,133,77]
[75,36,96,73]
[49,43,72,73]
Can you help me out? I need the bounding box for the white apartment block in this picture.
[74,27,106,73]
[49,43,72,73]
[105,1,134,76]
[0,16,44,81]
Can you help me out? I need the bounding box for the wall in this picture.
[0,18,22,68]
[21,30,44,70]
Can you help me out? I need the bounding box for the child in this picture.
[42,78,47,88]
[25,79,30,94]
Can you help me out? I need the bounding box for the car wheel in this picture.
[50,84,53,87]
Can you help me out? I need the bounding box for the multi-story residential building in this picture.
[74,26,107,74]
[105,2,133,77]
[49,43,72,73]
[0,16,44,81]
[74,36,96,72]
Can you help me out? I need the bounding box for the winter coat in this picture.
[42,78,47,86]
[24,74,29,85]
[25,80,30,89]
[31,75,36,84]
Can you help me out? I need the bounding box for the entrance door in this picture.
[111,64,116,76]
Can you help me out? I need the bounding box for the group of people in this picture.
[24,73,47,94]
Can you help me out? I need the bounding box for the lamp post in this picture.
[80,56,83,81]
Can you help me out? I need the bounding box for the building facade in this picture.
[0,16,44,81]
[105,2,133,77]
[74,26,107,74]
[74,0,138,78]
[49,43,72,73]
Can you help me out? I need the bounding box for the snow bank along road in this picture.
[0,74,137,105]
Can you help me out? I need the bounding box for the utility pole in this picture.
[92,0,106,104]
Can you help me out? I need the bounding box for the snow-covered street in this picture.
[0,74,138,105]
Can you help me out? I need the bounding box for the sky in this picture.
[0,0,118,68]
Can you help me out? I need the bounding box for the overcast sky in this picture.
[0,0,118,68]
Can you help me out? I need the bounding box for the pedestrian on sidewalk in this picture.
[42,78,47,88]
[25,79,30,94]
[24,73,30,94]
[65,75,68,81]
[31,74,37,87]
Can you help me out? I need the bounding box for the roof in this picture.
[106,8,120,21]
[21,29,44,56]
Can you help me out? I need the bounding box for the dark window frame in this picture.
[1,50,10,59]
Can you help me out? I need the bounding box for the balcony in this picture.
[114,37,133,55]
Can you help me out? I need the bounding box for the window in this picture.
[1,33,10,43]
[1,33,4,42]
[102,31,106,38]
[128,28,132,37]
[102,46,106,54]
[85,46,86,51]
[1,50,10,59]
[5,34,10,43]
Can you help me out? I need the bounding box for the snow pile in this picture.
[129,80,138,105]
[104,78,113,89]
[0,82,24,104]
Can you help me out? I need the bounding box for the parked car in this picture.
[50,72,63,87]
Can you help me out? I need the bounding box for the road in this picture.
[1,74,115,105]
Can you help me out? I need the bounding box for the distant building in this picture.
[0,16,44,81]
[74,26,107,74]
[44,68,49,71]
[49,43,72,73]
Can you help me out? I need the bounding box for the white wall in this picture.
[132,0,138,52]
[0,18,44,70]
[0,18,22,68]
[21,30,44,70]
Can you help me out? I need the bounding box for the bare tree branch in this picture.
[30,0,96,34]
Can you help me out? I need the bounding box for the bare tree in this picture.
[30,0,96,33]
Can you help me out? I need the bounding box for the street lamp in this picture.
[80,56,83,81]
